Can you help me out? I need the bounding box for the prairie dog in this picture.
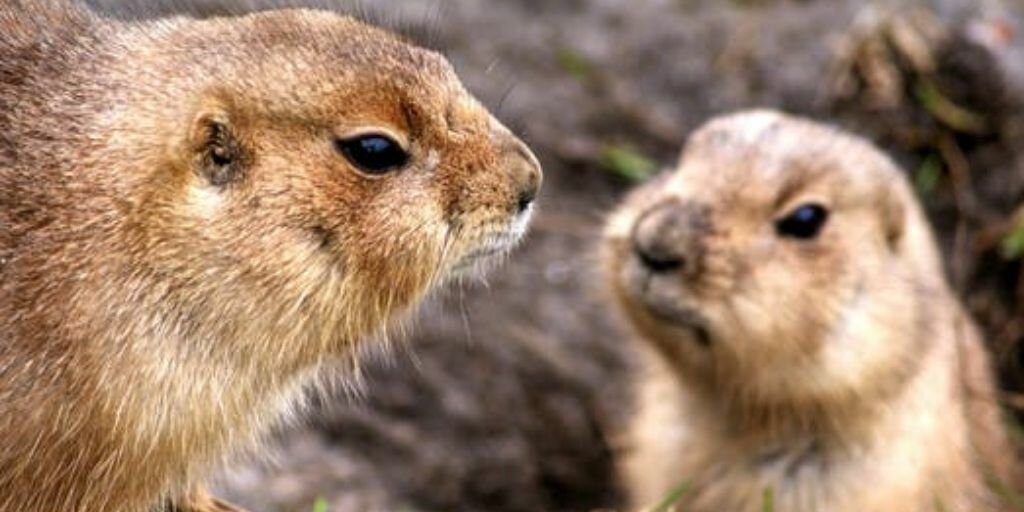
[603,110,1014,511]
[0,2,541,511]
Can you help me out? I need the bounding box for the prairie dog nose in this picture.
[508,137,541,213]
[632,201,707,273]
[492,121,542,214]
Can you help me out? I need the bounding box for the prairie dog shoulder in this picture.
[603,110,1014,512]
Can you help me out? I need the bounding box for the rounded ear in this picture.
[187,97,250,187]
[880,181,907,252]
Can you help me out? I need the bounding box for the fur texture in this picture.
[0,2,541,510]
[603,110,1015,512]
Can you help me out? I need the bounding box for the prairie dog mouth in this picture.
[454,245,508,270]
[643,299,712,347]
[450,207,534,275]
[449,239,514,277]
[623,257,712,346]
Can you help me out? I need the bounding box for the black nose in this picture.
[507,137,542,214]
[635,241,684,272]
[631,200,706,274]
[517,187,537,213]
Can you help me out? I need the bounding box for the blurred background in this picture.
[89,0,1024,510]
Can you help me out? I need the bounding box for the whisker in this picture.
[458,285,474,346]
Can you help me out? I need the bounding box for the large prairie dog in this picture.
[0,2,541,511]
[603,110,1015,511]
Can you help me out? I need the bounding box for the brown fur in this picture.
[0,2,541,511]
[602,110,1015,511]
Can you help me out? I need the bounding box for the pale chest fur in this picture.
[622,335,994,512]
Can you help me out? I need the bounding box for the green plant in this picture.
[913,153,942,198]
[311,497,328,512]
[598,144,658,183]
[914,80,987,134]
[762,486,775,512]
[1001,224,1024,260]
[650,482,689,512]
[555,47,595,83]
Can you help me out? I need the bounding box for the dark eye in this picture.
[335,134,409,174]
[775,203,829,240]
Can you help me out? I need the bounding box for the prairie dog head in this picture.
[107,10,541,362]
[604,110,944,413]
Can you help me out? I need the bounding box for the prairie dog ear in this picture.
[187,97,250,187]
[880,180,907,251]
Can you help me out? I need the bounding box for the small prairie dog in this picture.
[0,2,540,511]
[603,110,1016,512]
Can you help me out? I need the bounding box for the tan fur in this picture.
[602,110,1015,512]
[0,2,541,511]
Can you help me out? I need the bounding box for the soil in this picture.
[85,0,1024,510]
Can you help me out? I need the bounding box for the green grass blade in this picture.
[914,153,942,198]
[651,481,689,512]
[762,486,775,512]
[312,497,329,512]
[1001,225,1024,260]
[598,145,658,183]
[914,80,988,134]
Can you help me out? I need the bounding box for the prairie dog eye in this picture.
[775,203,829,240]
[335,133,409,174]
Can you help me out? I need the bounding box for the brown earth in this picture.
[84,0,1024,510]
